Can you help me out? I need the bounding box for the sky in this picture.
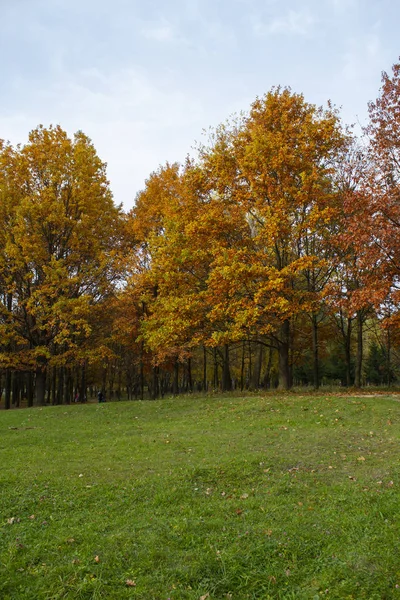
[0,0,399,210]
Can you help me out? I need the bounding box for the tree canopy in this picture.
[3,61,400,406]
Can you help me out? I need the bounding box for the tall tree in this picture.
[0,125,123,405]
[200,89,349,388]
[366,60,400,332]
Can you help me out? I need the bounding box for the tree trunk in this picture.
[152,366,159,399]
[27,371,34,407]
[262,347,273,389]
[173,360,179,395]
[117,363,122,400]
[251,343,263,389]
[213,348,219,389]
[5,369,11,410]
[12,372,20,407]
[187,358,193,392]
[35,368,47,406]
[57,367,64,404]
[387,327,392,387]
[278,320,291,390]
[354,311,363,388]
[312,313,319,390]
[240,341,245,391]
[51,367,57,405]
[80,362,87,402]
[66,368,73,404]
[46,371,51,405]
[222,344,232,391]
[247,340,252,388]
[345,317,352,387]
[140,341,144,400]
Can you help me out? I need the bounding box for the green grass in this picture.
[1,393,400,599]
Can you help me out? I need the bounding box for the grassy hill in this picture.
[1,393,399,599]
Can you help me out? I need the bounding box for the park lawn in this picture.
[0,393,400,599]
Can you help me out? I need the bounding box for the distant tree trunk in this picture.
[152,366,159,399]
[222,344,232,391]
[312,314,319,390]
[57,367,64,405]
[278,320,291,390]
[46,371,51,405]
[51,367,57,405]
[66,368,73,404]
[251,343,263,389]
[12,372,20,408]
[213,348,219,389]
[140,341,144,400]
[27,371,34,407]
[240,341,245,391]
[187,358,193,392]
[5,294,12,410]
[345,317,352,387]
[80,362,87,401]
[102,363,107,399]
[117,363,122,400]
[354,311,363,388]
[173,360,179,395]
[247,340,252,388]
[35,368,47,406]
[5,368,11,410]
[387,326,392,387]
[108,361,115,400]
[262,346,273,388]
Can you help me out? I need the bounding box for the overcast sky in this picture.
[0,0,398,209]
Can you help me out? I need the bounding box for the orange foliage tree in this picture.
[0,125,123,404]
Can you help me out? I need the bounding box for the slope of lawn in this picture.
[1,393,400,599]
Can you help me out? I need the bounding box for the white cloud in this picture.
[140,20,179,43]
[0,66,206,209]
[330,0,358,15]
[342,33,383,81]
[253,9,316,36]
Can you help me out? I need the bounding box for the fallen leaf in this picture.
[126,579,136,587]
[200,594,209,600]
[94,555,100,563]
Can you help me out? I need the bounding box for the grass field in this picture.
[1,392,400,599]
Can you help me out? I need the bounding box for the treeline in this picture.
[2,62,400,406]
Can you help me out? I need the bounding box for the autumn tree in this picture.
[365,60,400,330]
[196,89,349,388]
[0,125,123,405]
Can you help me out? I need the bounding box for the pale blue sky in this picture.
[0,0,398,209]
